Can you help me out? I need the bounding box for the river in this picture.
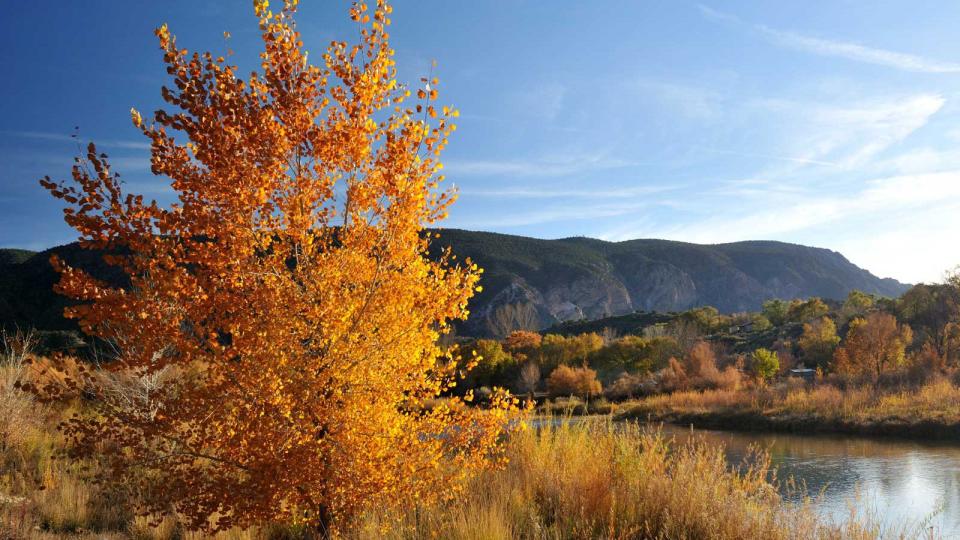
[655,423,960,536]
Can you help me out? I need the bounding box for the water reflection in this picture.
[655,423,960,535]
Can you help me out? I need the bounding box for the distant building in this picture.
[727,321,755,334]
[789,366,816,383]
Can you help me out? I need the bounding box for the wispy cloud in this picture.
[809,94,945,167]
[723,171,960,283]
[633,80,723,120]
[445,153,636,177]
[699,4,960,73]
[605,170,960,246]
[453,199,660,229]
[461,184,678,199]
[760,28,960,73]
[697,5,740,24]
[509,82,567,121]
[831,200,960,284]
[745,93,944,173]
[873,146,960,175]
[707,178,807,198]
[695,146,838,167]
[0,130,151,150]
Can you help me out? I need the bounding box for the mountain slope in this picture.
[429,230,909,335]
[2,230,910,337]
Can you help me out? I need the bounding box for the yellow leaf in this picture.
[130,108,143,128]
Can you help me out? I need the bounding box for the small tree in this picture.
[751,314,773,332]
[787,298,830,323]
[909,342,946,381]
[518,361,541,399]
[946,265,960,290]
[570,332,604,363]
[666,318,704,352]
[31,0,516,533]
[799,317,840,370]
[538,333,603,371]
[685,341,720,381]
[546,364,602,398]
[942,322,960,366]
[486,302,540,337]
[659,357,689,392]
[592,335,656,374]
[681,306,721,333]
[462,339,515,389]
[833,312,913,379]
[749,348,779,383]
[840,290,875,322]
[762,299,789,327]
[503,330,542,363]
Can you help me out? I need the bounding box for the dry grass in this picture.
[620,377,960,433]
[538,396,618,416]
[349,419,915,540]
[0,355,929,539]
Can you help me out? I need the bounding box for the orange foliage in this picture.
[685,341,719,380]
[657,342,740,392]
[31,0,517,533]
[546,364,602,398]
[833,312,913,378]
[503,330,542,353]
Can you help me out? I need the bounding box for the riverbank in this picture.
[350,420,912,539]
[617,377,960,440]
[0,357,918,539]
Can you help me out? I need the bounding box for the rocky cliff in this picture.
[430,230,910,336]
[1,230,910,338]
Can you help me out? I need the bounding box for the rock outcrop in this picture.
[1,230,912,338]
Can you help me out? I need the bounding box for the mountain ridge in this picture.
[428,229,909,335]
[1,229,910,337]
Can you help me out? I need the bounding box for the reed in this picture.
[620,377,960,438]
[0,355,929,538]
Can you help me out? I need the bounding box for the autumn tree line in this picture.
[451,272,960,402]
[14,0,959,532]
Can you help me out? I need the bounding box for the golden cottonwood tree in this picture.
[31,0,516,532]
[798,316,840,370]
[832,312,913,379]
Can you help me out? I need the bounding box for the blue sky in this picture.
[2,1,960,284]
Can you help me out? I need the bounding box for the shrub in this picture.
[541,396,588,416]
[799,317,840,370]
[749,348,780,383]
[907,342,946,386]
[0,328,43,447]
[461,339,516,389]
[587,397,615,415]
[658,357,689,393]
[540,333,605,370]
[707,366,743,391]
[0,356,42,448]
[546,365,602,398]
[502,330,542,355]
[517,361,541,397]
[2,327,39,363]
[685,341,719,381]
[833,312,913,378]
[604,372,649,401]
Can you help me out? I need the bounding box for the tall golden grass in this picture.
[621,376,960,431]
[0,353,928,539]
[348,419,921,540]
